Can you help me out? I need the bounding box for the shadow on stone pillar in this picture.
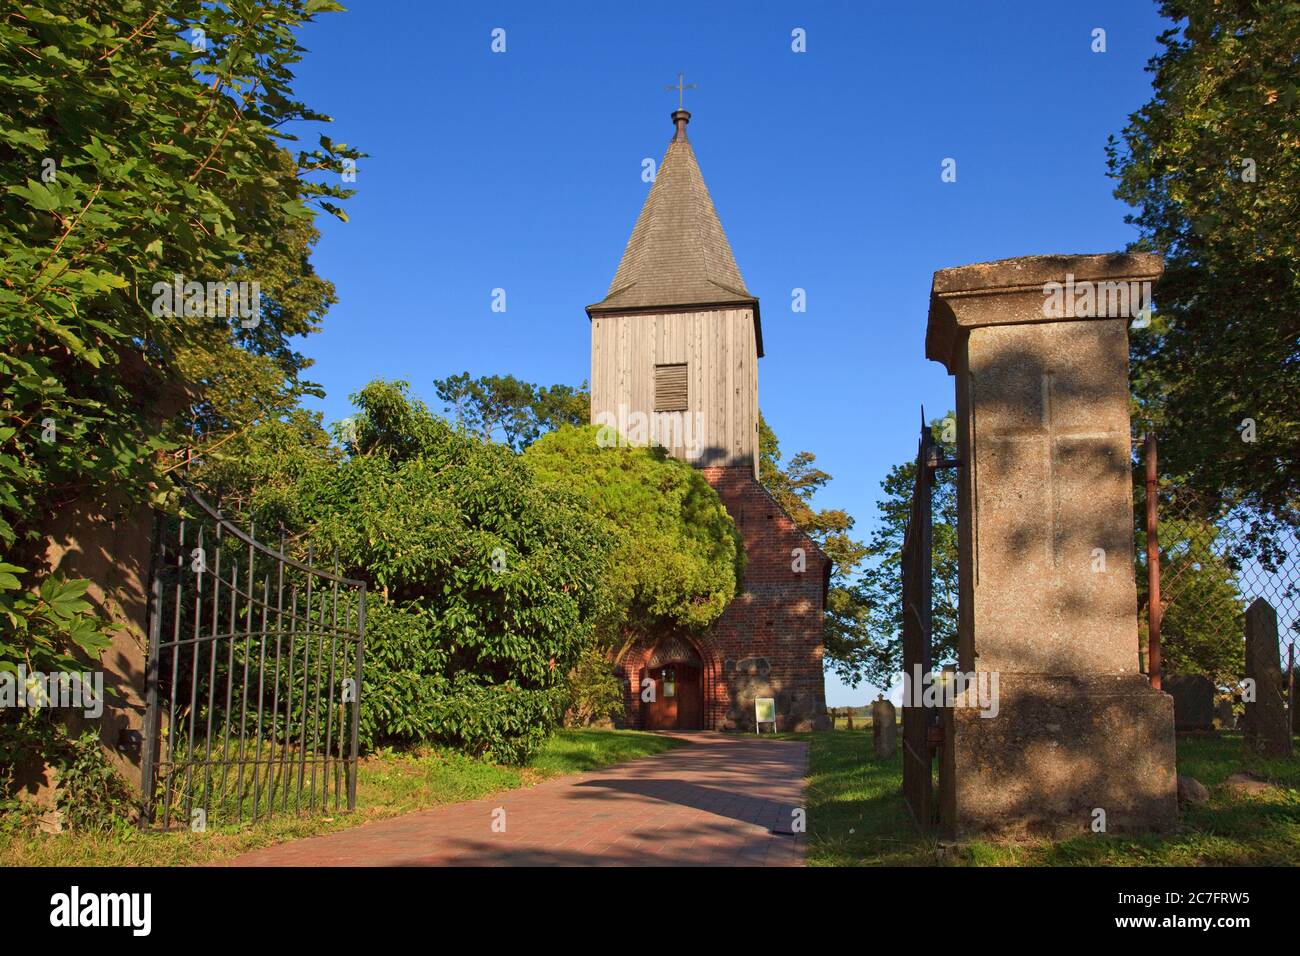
[38,492,155,795]
[925,253,1178,839]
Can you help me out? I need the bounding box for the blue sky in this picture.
[286,1,1171,706]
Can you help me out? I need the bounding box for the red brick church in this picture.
[587,106,831,732]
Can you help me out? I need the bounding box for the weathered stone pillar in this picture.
[1243,598,1292,756]
[41,495,156,790]
[872,698,897,758]
[926,253,1177,838]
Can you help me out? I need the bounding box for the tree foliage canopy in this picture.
[840,418,959,691]
[197,381,615,762]
[1108,1,1299,528]
[433,373,589,451]
[524,424,743,642]
[757,414,871,681]
[1,1,357,677]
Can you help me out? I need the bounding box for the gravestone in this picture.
[1165,674,1215,732]
[1243,598,1291,756]
[926,253,1177,838]
[872,698,897,758]
[1214,697,1236,731]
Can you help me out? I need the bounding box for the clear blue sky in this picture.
[286,1,1170,706]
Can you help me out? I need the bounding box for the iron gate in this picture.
[141,486,366,829]
[901,413,947,832]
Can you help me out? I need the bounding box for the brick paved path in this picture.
[227,733,807,866]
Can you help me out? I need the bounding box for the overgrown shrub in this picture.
[427,678,569,765]
[524,425,743,637]
[566,642,625,727]
[0,715,133,833]
[200,382,615,764]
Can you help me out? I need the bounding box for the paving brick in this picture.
[226,733,806,868]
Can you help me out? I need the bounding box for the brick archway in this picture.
[617,631,727,730]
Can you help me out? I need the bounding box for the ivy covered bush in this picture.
[201,382,616,764]
[198,386,752,760]
[524,425,743,640]
[0,716,134,833]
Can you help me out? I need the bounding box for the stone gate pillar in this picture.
[925,253,1177,838]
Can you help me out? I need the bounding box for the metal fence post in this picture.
[348,585,366,812]
[1144,432,1162,691]
[1290,641,1296,732]
[139,510,165,828]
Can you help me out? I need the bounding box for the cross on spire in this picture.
[666,72,697,110]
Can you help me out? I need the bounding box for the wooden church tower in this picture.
[588,106,831,732]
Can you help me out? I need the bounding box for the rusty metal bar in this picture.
[901,411,937,833]
[183,525,205,823]
[163,516,184,830]
[1145,432,1162,691]
[1290,641,1296,733]
[323,555,341,811]
[235,519,255,822]
[297,548,314,811]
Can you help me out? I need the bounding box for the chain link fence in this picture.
[1134,437,1299,725]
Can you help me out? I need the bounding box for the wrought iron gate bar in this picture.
[141,485,366,830]
[901,412,938,833]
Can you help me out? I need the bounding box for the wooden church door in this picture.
[645,664,703,730]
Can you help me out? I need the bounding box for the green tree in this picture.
[756,414,872,681]
[201,382,614,763]
[1136,510,1248,686]
[0,1,358,676]
[1107,1,1299,531]
[524,424,743,644]
[843,418,959,691]
[432,373,589,450]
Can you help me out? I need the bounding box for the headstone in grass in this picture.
[1243,598,1292,757]
[872,697,897,758]
[1165,674,1214,732]
[1214,698,1236,731]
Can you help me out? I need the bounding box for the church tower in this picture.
[589,106,830,732]
[588,108,762,474]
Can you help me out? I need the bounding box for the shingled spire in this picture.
[587,109,761,353]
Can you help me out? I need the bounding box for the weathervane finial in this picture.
[665,71,697,111]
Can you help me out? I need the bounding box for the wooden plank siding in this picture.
[590,308,759,475]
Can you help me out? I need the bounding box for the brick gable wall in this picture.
[617,465,831,732]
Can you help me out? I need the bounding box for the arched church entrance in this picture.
[644,636,704,730]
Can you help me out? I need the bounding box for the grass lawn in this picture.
[0,729,683,867]
[803,729,1300,866]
